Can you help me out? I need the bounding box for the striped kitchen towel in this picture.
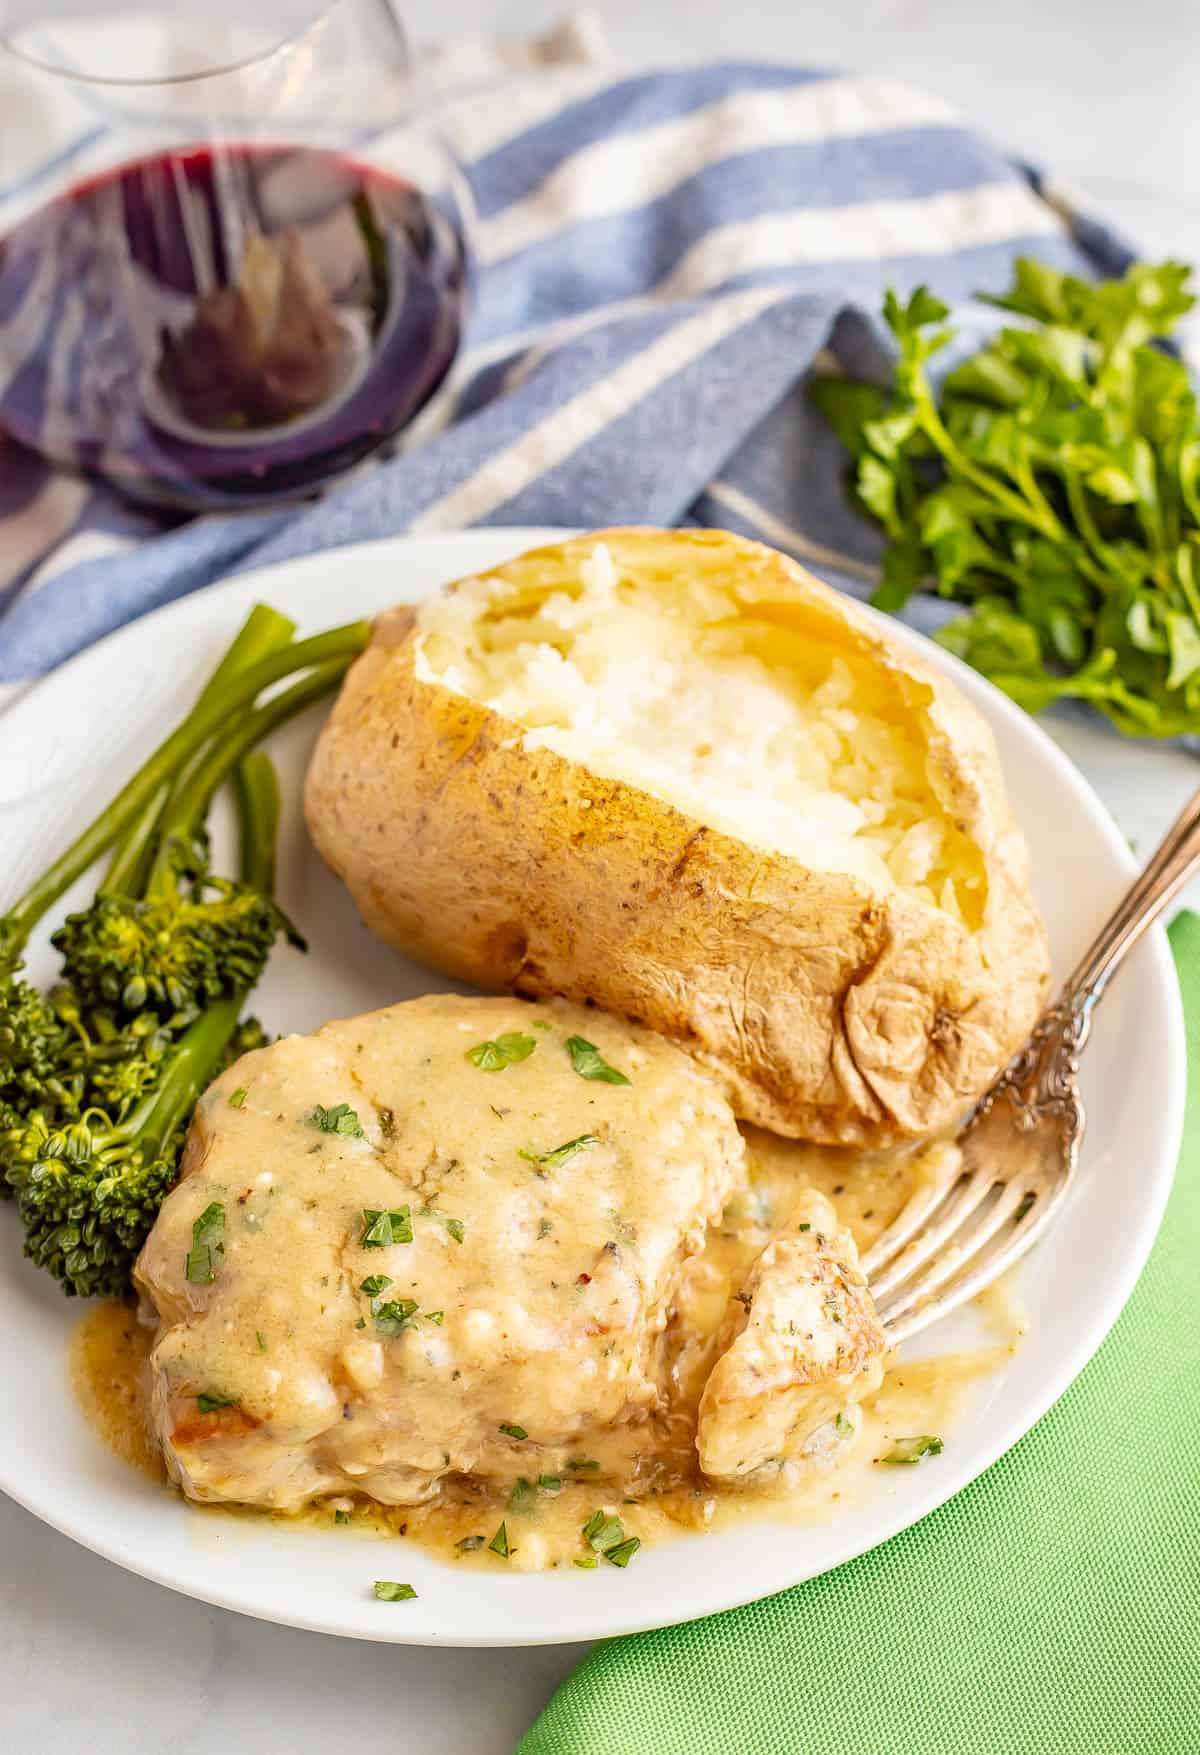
[0,18,1134,694]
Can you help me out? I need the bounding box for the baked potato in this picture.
[305,528,1050,1146]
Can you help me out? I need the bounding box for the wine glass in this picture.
[0,1,473,509]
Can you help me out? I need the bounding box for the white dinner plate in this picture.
[0,529,1185,1646]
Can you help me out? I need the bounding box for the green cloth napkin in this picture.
[520,914,1200,1755]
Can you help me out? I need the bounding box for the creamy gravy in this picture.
[73,1120,1022,1572]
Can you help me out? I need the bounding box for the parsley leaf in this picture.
[508,1476,537,1514]
[518,1133,599,1173]
[499,1422,528,1441]
[185,1201,225,1282]
[566,1036,631,1085]
[361,1207,413,1248]
[879,1435,944,1466]
[228,1087,248,1109]
[196,1391,239,1414]
[192,1201,225,1245]
[603,1537,641,1568]
[488,1521,510,1559]
[467,1032,537,1071]
[374,1580,417,1601]
[372,1298,419,1335]
[583,1511,625,1552]
[185,1247,214,1284]
[308,1102,365,1137]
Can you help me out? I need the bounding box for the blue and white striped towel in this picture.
[0,23,1133,695]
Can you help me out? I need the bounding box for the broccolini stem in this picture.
[102,604,297,898]
[145,660,351,898]
[112,990,246,1159]
[5,621,369,949]
[234,751,282,898]
[102,788,167,898]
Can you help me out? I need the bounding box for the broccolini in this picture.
[0,603,369,1296]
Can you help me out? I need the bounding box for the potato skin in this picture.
[304,529,1050,1146]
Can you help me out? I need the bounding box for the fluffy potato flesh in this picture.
[418,540,984,922]
[305,529,1050,1145]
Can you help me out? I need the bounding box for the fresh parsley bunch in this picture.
[811,258,1200,734]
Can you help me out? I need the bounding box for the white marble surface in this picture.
[4,4,1200,1752]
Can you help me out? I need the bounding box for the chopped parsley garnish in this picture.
[456,1535,486,1552]
[604,1537,641,1568]
[228,1087,248,1109]
[499,1422,528,1441]
[374,1580,417,1601]
[797,1222,811,1232]
[531,1018,552,1032]
[835,1412,854,1435]
[359,1274,392,1297]
[196,1390,239,1414]
[566,1036,631,1085]
[372,1298,419,1336]
[185,1246,215,1284]
[467,1032,537,1071]
[583,1511,625,1552]
[508,1476,537,1514]
[185,1201,225,1282]
[879,1435,944,1466]
[1014,1192,1036,1222]
[488,1521,510,1558]
[361,1206,413,1248]
[579,1510,640,1567]
[334,1509,352,1525]
[519,1133,599,1173]
[308,1102,365,1138]
[193,1201,225,1244]
[307,1109,363,1137]
[424,1310,445,1325]
[574,1555,598,1569]
[255,1330,268,1353]
[445,1217,465,1244]
[567,1457,600,1472]
[538,1475,562,1494]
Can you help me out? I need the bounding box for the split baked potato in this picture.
[305,529,1050,1146]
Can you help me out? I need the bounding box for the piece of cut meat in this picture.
[135,993,744,1512]
[696,1191,886,1481]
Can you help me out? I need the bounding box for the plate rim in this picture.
[0,527,1186,1647]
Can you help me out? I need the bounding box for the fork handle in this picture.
[1066,785,1200,1012]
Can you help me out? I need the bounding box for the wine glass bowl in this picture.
[0,1,472,508]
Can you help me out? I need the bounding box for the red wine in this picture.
[0,144,469,509]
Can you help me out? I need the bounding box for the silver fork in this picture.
[866,785,1200,1346]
